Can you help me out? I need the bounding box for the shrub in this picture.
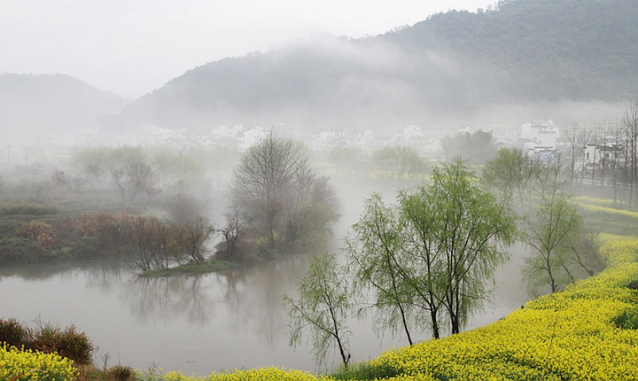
[107,365,135,381]
[0,237,43,263]
[613,306,638,330]
[0,318,29,348]
[75,211,133,255]
[14,220,57,251]
[31,323,94,365]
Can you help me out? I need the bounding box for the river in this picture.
[0,178,530,376]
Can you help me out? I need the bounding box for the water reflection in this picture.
[122,276,217,325]
[0,243,529,375]
[118,254,312,348]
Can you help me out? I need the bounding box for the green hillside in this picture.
[117,0,638,130]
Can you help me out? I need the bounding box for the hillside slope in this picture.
[0,73,128,143]
[118,0,638,130]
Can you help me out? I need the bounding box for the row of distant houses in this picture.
[520,119,628,170]
[44,119,627,169]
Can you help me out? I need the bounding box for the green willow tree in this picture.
[482,147,540,215]
[423,161,517,334]
[346,194,418,345]
[348,160,517,339]
[522,195,582,294]
[283,253,352,369]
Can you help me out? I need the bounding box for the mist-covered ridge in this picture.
[0,73,129,143]
[117,0,638,130]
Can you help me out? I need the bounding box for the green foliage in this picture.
[440,130,498,165]
[329,361,402,380]
[0,202,59,216]
[0,237,43,263]
[613,306,638,330]
[522,195,583,294]
[371,146,426,179]
[72,146,146,175]
[348,160,517,341]
[412,160,516,333]
[482,147,539,206]
[347,193,419,344]
[283,252,352,369]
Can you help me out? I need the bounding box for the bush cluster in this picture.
[0,318,94,365]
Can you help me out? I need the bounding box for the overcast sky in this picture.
[1,0,492,98]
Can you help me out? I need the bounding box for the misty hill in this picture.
[0,73,128,142]
[119,0,638,130]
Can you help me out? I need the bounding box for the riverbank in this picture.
[140,258,239,277]
[123,231,638,381]
[5,196,638,380]
[132,196,638,380]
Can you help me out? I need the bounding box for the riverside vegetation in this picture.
[4,193,638,380]
[4,139,638,379]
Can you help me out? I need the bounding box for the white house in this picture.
[584,144,624,169]
[238,127,268,152]
[521,120,559,149]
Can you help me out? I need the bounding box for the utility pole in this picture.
[5,144,11,164]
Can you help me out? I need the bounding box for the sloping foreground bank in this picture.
[5,234,638,380]
[130,234,638,381]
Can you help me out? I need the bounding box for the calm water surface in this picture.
[0,249,529,376]
[0,179,530,375]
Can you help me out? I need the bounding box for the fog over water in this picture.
[2,0,629,376]
[0,177,529,375]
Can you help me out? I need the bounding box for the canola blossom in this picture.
[574,201,638,220]
[370,233,638,381]
[0,344,78,381]
[135,367,320,381]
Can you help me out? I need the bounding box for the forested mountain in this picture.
[118,0,638,130]
[0,73,128,142]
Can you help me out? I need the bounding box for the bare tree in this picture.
[129,217,176,272]
[223,135,339,255]
[173,217,215,264]
[216,203,250,260]
[622,99,638,209]
[522,195,581,294]
[112,162,159,203]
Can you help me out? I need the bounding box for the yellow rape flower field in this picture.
[0,344,78,381]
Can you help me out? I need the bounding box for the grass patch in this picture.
[572,197,638,236]
[613,306,638,330]
[140,259,240,277]
[0,202,59,216]
[329,361,403,380]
